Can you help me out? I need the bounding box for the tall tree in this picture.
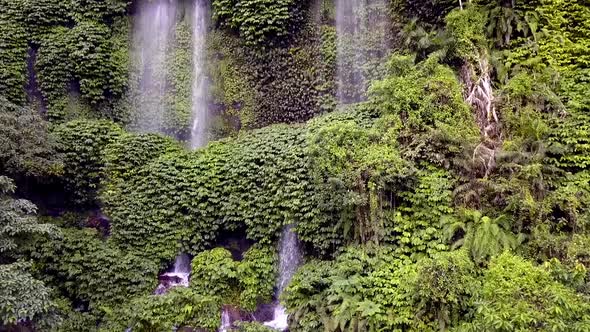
[0,175,59,327]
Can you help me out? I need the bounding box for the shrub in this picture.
[459,253,590,331]
[190,245,277,312]
[212,0,304,47]
[32,227,159,310]
[0,100,63,178]
[104,125,317,261]
[53,119,123,206]
[101,288,221,332]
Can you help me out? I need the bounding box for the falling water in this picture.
[132,0,178,133]
[335,0,390,104]
[218,309,231,332]
[189,0,209,149]
[264,225,303,331]
[155,253,191,295]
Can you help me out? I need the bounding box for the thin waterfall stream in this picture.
[336,0,390,104]
[218,225,302,331]
[263,225,303,330]
[221,2,389,329]
[219,309,232,332]
[135,0,386,327]
[190,0,210,149]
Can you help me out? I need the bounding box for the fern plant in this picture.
[444,209,521,264]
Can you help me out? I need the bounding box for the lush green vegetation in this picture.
[1,0,589,331]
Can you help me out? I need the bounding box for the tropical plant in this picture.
[0,262,55,327]
[0,176,59,328]
[212,0,304,46]
[101,287,221,332]
[190,246,277,311]
[0,98,63,179]
[32,227,159,310]
[53,119,123,206]
[0,176,59,257]
[445,210,520,264]
[285,247,479,332]
[458,253,590,331]
[190,248,240,300]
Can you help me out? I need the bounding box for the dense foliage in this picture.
[1,0,590,331]
[208,11,337,130]
[0,176,59,328]
[0,0,130,121]
[103,125,316,262]
[190,245,277,311]
[54,120,124,206]
[101,287,221,331]
[284,248,590,331]
[212,0,304,47]
[0,98,62,179]
[33,227,159,310]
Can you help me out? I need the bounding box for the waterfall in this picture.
[148,0,209,297]
[263,225,303,331]
[155,253,191,295]
[189,0,209,149]
[276,225,303,295]
[132,0,178,134]
[335,0,390,104]
[170,252,192,286]
[218,308,231,332]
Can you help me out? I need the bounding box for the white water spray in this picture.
[335,0,390,104]
[155,253,191,294]
[264,225,303,331]
[132,0,178,133]
[218,308,231,332]
[189,0,209,149]
[169,252,191,287]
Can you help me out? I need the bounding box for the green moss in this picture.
[165,20,193,137]
[208,30,256,130]
[207,5,338,131]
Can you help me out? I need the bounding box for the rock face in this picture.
[252,303,276,322]
[154,273,188,295]
[86,211,111,237]
[217,232,253,261]
[219,305,255,331]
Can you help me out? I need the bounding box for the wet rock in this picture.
[252,303,275,323]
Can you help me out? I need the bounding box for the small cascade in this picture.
[218,308,231,332]
[132,0,178,133]
[155,253,191,295]
[263,225,303,331]
[335,0,390,104]
[264,306,288,330]
[189,0,209,149]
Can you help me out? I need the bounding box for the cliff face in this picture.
[1,0,590,331]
